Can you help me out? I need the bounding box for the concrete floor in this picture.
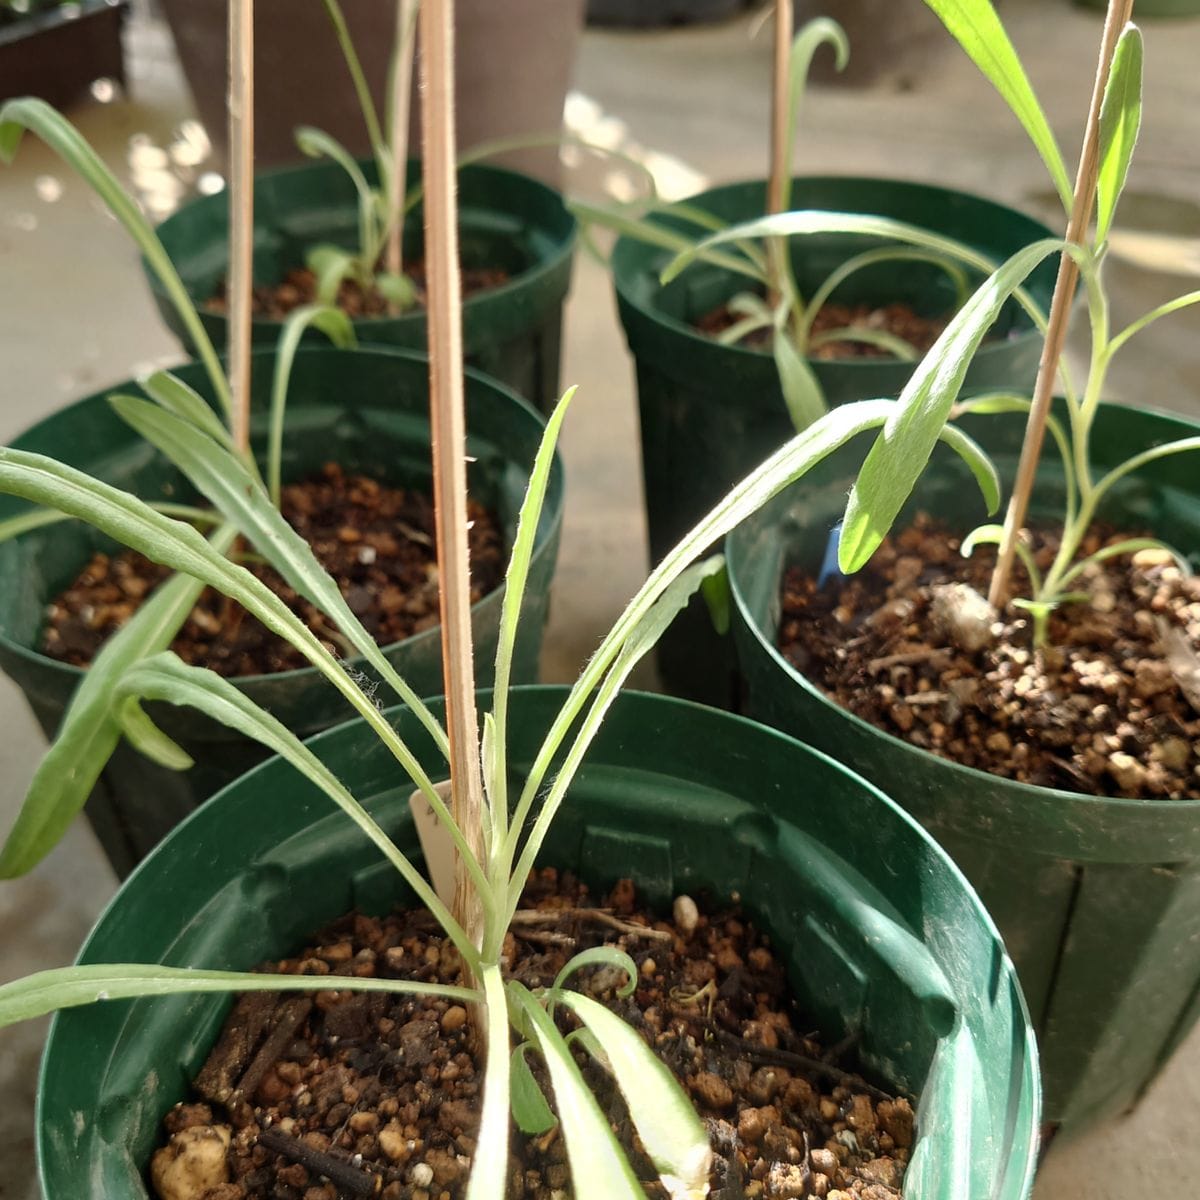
[2,1,1200,1196]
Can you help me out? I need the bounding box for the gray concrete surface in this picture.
[2,1,1200,1196]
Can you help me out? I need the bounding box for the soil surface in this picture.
[42,464,505,677]
[778,514,1200,799]
[693,300,948,360]
[151,872,914,1200]
[209,263,510,322]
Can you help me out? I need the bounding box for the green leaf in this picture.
[1095,24,1144,246]
[139,371,240,457]
[0,527,234,878]
[660,210,1049,334]
[1059,537,1192,589]
[305,243,360,307]
[921,0,1073,213]
[807,326,919,361]
[552,947,638,998]
[117,698,195,770]
[295,126,380,261]
[507,983,645,1200]
[961,522,1043,595]
[1091,435,1200,510]
[376,271,418,310]
[0,502,218,545]
[113,652,479,968]
[105,394,449,759]
[510,1043,557,1136]
[936,424,1001,516]
[838,238,1068,574]
[781,19,850,211]
[0,963,479,1029]
[465,965,513,1199]
[0,98,231,421]
[268,304,358,505]
[555,989,712,1200]
[700,562,732,636]
[318,0,388,181]
[773,324,828,432]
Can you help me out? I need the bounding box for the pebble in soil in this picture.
[209,263,510,321]
[42,463,505,678]
[778,513,1200,799]
[150,871,914,1200]
[693,299,949,360]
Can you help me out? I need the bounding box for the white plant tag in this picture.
[408,779,458,908]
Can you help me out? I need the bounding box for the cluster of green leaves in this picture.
[574,17,1028,432]
[296,0,421,311]
[919,0,1200,643]
[0,97,356,873]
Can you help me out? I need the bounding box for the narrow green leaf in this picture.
[0,526,234,878]
[1095,25,1144,246]
[507,983,645,1200]
[465,965,513,1200]
[268,304,357,505]
[376,271,418,310]
[781,19,850,211]
[0,502,218,545]
[961,522,1043,594]
[105,394,449,759]
[773,326,828,432]
[556,990,712,1200]
[1091,436,1200,509]
[937,424,1001,515]
[113,652,479,968]
[0,963,479,1029]
[306,243,360,307]
[700,563,732,636]
[295,126,380,258]
[0,98,230,419]
[510,1043,557,1136]
[552,947,638,998]
[138,372,239,456]
[838,238,1069,574]
[921,0,1073,212]
[117,699,194,770]
[1109,289,1200,357]
[807,326,918,361]
[1060,538,1192,589]
[318,0,388,179]
[660,210,1049,334]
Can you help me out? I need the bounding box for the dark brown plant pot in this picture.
[0,0,128,109]
[158,0,584,183]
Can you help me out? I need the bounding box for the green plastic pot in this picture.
[727,400,1200,1133]
[147,159,576,413]
[36,687,1039,1199]
[612,175,1059,705]
[0,346,563,879]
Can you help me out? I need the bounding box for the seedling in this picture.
[917,0,1200,644]
[575,15,1040,431]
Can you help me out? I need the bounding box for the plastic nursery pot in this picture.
[147,158,576,414]
[37,686,1039,1200]
[727,399,1200,1134]
[0,346,563,879]
[611,175,1059,706]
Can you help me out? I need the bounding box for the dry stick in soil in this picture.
[386,0,419,312]
[766,0,793,308]
[987,0,1134,608]
[419,0,486,953]
[227,0,254,454]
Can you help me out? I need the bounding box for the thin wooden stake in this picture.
[386,0,419,298]
[227,0,254,453]
[419,0,486,948]
[766,0,793,306]
[988,0,1134,608]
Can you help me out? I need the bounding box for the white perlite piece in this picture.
[150,1125,232,1200]
[673,894,700,936]
[929,583,997,654]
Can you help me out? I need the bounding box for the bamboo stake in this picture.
[987,0,1134,608]
[418,0,486,948]
[227,0,254,453]
[766,0,793,306]
[386,0,419,297]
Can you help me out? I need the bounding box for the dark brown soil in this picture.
[778,514,1200,799]
[693,300,948,360]
[151,872,914,1200]
[42,464,505,678]
[209,263,510,322]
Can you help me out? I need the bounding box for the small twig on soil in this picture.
[516,928,577,949]
[713,1029,897,1103]
[902,691,950,707]
[866,648,953,673]
[258,1125,383,1197]
[234,996,313,1103]
[987,0,1134,607]
[510,907,674,943]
